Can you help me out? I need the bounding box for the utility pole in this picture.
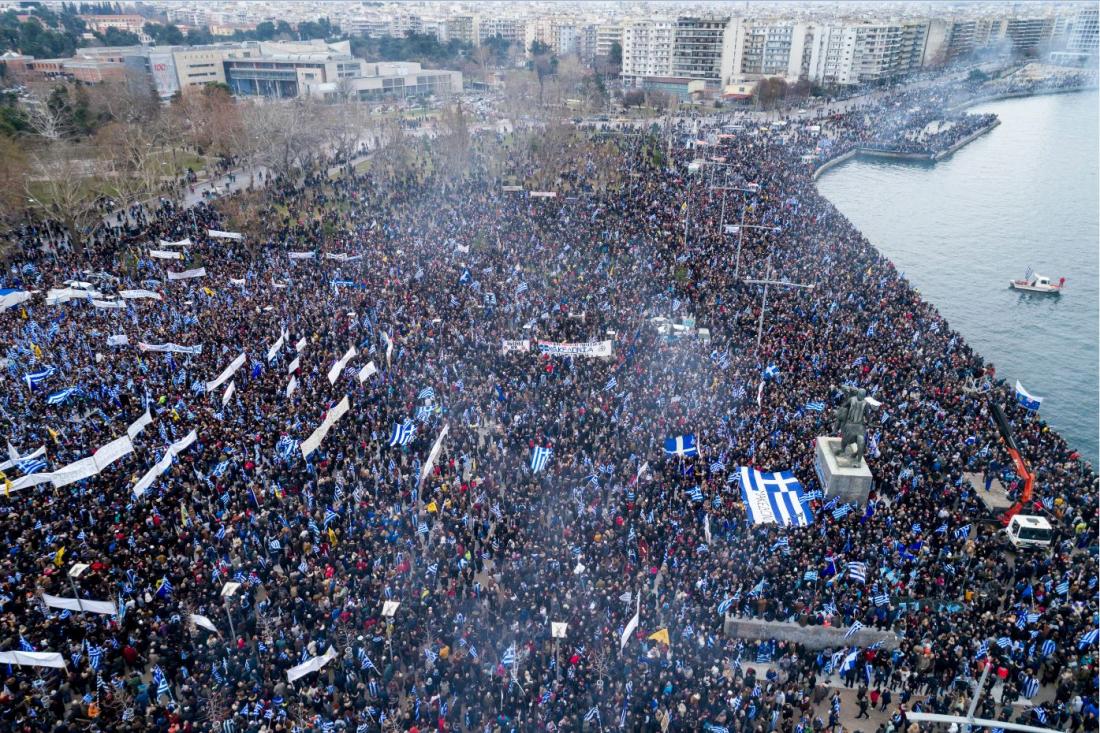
[742,255,815,347]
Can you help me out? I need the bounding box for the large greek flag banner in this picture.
[738,466,813,526]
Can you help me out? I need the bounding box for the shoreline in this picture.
[811,87,1097,466]
[811,85,1097,180]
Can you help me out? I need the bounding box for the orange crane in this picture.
[989,401,1035,525]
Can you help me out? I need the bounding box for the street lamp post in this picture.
[220,581,242,643]
[68,563,90,614]
[742,255,815,347]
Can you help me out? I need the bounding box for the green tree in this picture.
[144,22,185,46]
[95,27,140,46]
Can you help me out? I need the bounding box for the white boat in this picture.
[1009,273,1064,294]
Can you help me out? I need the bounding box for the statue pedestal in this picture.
[814,437,873,505]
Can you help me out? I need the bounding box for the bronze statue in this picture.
[831,385,872,464]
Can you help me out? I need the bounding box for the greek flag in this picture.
[1022,676,1039,699]
[804,401,825,412]
[418,522,429,535]
[804,570,818,582]
[16,456,47,475]
[415,405,432,423]
[710,459,726,473]
[1078,629,1098,648]
[685,486,704,502]
[996,636,1012,649]
[323,508,340,527]
[832,504,853,520]
[501,643,516,667]
[717,597,734,615]
[954,524,971,539]
[515,282,529,295]
[873,592,889,607]
[1040,639,1055,657]
[844,621,864,639]
[738,466,813,526]
[975,640,989,659]
[389,420,416,447]
[762,365,779,380]
[152,666,171,698]
[847,562,867,583]
[46,387,81,405]
[585,707,600,723]
[23,366,56,390]
[664,434,698,457]
[530,446,552,473]
[1031,706,1047,724]
[418,387,435,401]
[1015,380,1043,411]
[155,577,173,597]
[1055,579,1070,595]
[604,376,617,392]
[275,436,298,460]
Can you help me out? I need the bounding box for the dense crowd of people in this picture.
[0,69,1095,733]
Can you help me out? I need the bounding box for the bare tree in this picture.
[24,143,104,257]
[22,94,67,142]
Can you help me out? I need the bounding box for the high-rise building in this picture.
[620,18,675,87]
[477,17,526,48]
[1068,5,1099,55]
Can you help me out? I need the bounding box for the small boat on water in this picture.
[1009,270,1064,294]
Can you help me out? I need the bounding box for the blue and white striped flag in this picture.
[847,562,866,583]
[685,486,704,502]
[23,366,56,390]
[530,446,552,473]
[604,376,617,392]
[418,387,435,401]
[804,401,825,412]
[844,621,864,639]
[737,466,813,526]
[46,386,80,405]
[501,643,516,667]
[389,420,416,447]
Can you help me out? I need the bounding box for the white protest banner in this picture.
[42,593,117,616]
[189,614,219,634]
[139,342,203,355]
[133,430,196,497]
[286,376,297,398]
[419,423,449,485]
[286,645,338,683]
[288,252,315,260]
[300,396,350,458]
[266,331,286,362]
[288,356,300,374]
[530,191,557,198]
[131,453,172,497]
[168,430,197,456]
[230,278,246,286]
[159,238,192,247]
[207,230,242,241]
[92,435,134,472]
[46,288,99,305]
[167,268,206,281]
[107,334,129,346]
[381,331,393,367]
[149,249,183,260]
[0,445,45,472]
[91,299,126,309]
[501,339,530,355]
[0,291,32,311]
[222,380,236,407]
[0,651,66,669]
[322,252,362,262]
[127,410,152,439]
[49,456,99,489]
[327,346,357,385]
[205,352,246,393]
[9,472,53,492]
[455,244,470,254]
[501,185,523,192]
[295,337,307,352]
[620,597,640,651]
[536,340,614,358]
[357,361,377,383]
[118,289,162,300]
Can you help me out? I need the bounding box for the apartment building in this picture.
[621,18,675,87]
[476,17,526,47]
[1068,4,1099,55]
[595,24,623,59]
[445,16,476,45]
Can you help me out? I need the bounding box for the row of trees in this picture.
[1,77,401,254]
